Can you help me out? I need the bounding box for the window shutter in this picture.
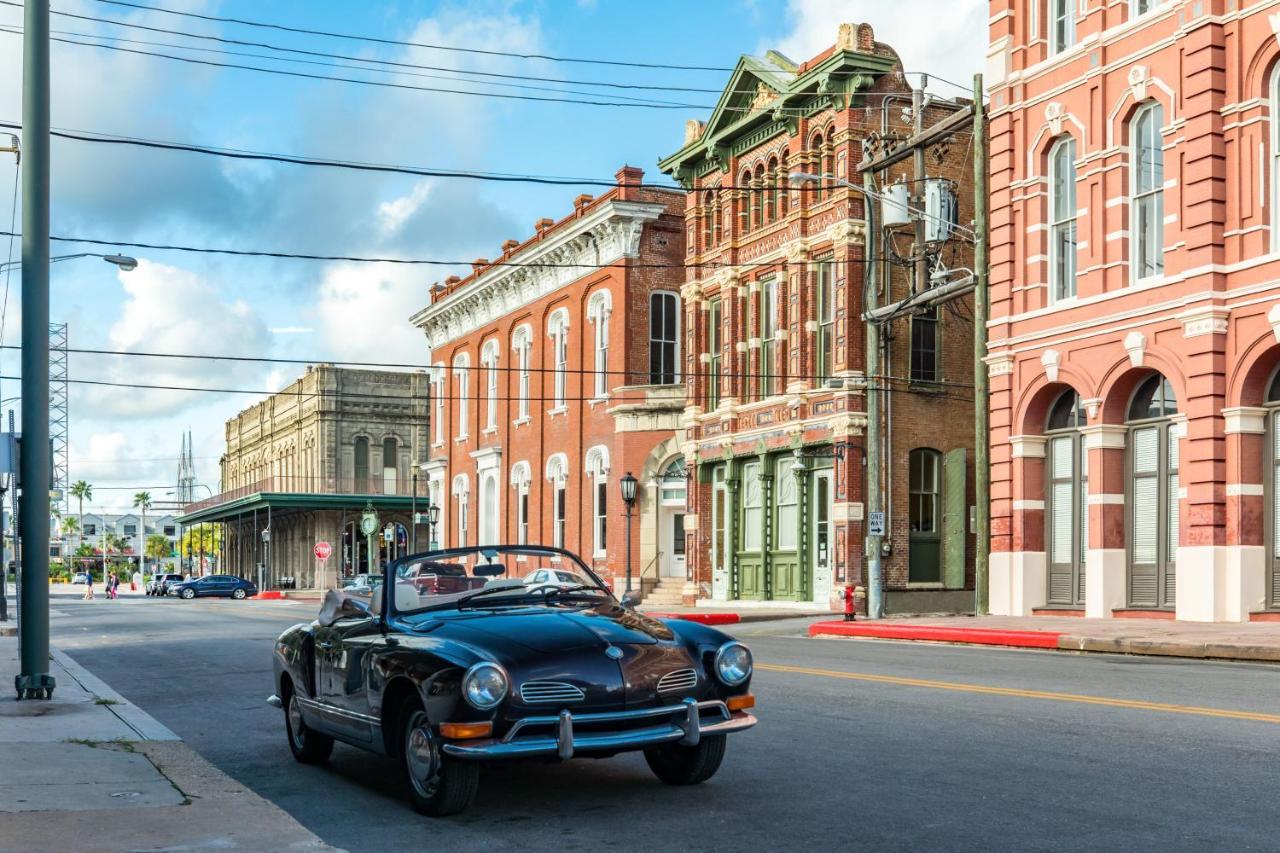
[943,448,967,589]
[1132,428,1159,565]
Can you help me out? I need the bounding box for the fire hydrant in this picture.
[842,584,857,621]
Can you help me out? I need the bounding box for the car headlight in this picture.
[462,662,508,710]
[714,641,753,686]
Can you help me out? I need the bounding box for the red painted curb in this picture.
[256,591,285,600]
[647,612,742,626]
[808,621,1062,649]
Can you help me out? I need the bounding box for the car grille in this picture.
[657,668,698,694]
[519,681,585,704]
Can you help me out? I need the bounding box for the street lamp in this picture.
[0,252,138,274]
[428,503,440,550]
[619,472,637,593]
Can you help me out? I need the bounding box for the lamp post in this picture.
[0,253,138,275]
[619,472,637,593]
[428,503,440,550]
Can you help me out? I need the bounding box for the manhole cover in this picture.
[110,791,141,799]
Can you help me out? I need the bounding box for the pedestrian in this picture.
[107,572,118,600]
[83,569,94,600]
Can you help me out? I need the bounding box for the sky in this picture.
[0,0,985,515]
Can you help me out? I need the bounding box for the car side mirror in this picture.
[620,590,641,610]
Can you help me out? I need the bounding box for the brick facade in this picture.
[987,0,1280,621]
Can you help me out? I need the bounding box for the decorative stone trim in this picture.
[1040,349,1060,382]
[1177,305,1229,338]
[1087,493,1125,505]
[985,352,1015,377]
[1009,435,1047,458]
[1223,406,1268,435]
[1124,331,1146,367]
[1082,397,1102,419]
[1012,499,1045,511]
[1226,484,1265,497]
[1080,424,1127,450]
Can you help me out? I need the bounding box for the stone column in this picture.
[1222,406,1268,618]
[1081,424,1127,619]
[786,242,811,394]
[992,435,1047,616]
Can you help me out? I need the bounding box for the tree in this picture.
[70,480,92,551]
[132,491,152,578]
[180,523,222,572]
[103,533,127,571]
[145,533,171,563]
[61,516,79,538]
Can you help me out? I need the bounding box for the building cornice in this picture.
[409,200,668,349]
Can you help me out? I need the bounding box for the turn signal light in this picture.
[440,721,493,740]
[726,694,755,711]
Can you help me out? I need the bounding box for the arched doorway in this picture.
[1127,373,1179,609]
[1045,389,1087,607]
[658,458,687,579]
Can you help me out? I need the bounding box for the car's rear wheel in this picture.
[181,588,195,600]
[283,682,333,764]
[644,734,727,785]
[397,696,479,816]
[232,588,246,599]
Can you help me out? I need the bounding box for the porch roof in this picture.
[177,492,418,525]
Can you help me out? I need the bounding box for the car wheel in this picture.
[181,588,196,600]
[283,684,333,764]
[644,734,727,785]
[232,588,246,600]
[398,696,479,817]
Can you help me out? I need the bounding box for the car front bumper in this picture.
[440,698,756,761]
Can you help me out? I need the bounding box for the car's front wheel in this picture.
[398,696,479,816]
[181,588,196,600]
[283,683,333,764]
[644,734,727,785]
[232,588,246,599]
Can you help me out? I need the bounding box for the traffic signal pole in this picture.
[16,0,53,700]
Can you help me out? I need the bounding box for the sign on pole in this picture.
[313,541,332,561]
[867,511,886,538]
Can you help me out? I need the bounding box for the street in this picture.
[45,593,1280,852]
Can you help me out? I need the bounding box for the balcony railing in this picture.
[182,475,429,515]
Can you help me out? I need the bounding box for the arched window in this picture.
[738,170,752,230]
[453,353,470,439]
[1127,373,1179,609]
[765,157,778,224]
[430,363,445,445]
[822,131,836,192]
[481,339,499,431]
[511,325,532,422]
[548,309,570,409]
[701,190,714,249]
[1131,102,1165,283]
[382,437,397,494]
[546,453,569,548]
[588,290,612,399]
[751,164,764,230]
[709,191,721,247]
[478,470,499,546]
[775,457,798,550]
[649,292,679,385]
[585,445,609,556]
[759,277,778,397]
[452,474,469,548]
[809,134,825,203]
[354,437,369,493]
[510,461,531,545]
[1049,136,1078,301]
[741,462,762,551]
[1045,390,1087,606]
[777,153,790,218]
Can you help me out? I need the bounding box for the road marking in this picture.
[757,662,1280,724]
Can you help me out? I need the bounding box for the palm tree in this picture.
[70,480,92,552]
[133,491,152,581]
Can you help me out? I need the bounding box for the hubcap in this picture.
[404,712,439,799]
[288,696,305,748]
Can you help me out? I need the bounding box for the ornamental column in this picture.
[1080,424,1128,619]
[786,242,811,394]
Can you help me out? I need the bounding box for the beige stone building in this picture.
[179,365,430,590]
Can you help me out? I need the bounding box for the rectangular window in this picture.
[775,459,798,550]
[760,278,777,398]
[593,480,607,555]
[1132,104,1165,282]
[517,346,530,420]
[742,462,762,550]
[554,486,566,548]
[816,258,835,382]
[910,307,939,384]
[1050,138,1077,301]
[707,298,721,410]
[909,450,939,534]
[163,526,176,537]
[1050,0,1074,54]
[124,524,136,536]
[518,488,529,545]
[554,329,567,407]
[485,361,498,430]
[594,317,609,398]
[1130,0,1153,16]
[85,524,96,536]
[456,369,469,437]
[457,496,468,547]
[649,292,679,384]
[432,376,444,444]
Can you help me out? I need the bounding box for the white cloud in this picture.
[307,262,428,365]
[377,180,435,239]
[269,327,313,335]
[770,1,986,94]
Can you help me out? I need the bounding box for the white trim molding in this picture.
[1009,435,1048,458]
[1223,406,1268,435]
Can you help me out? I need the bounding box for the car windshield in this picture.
[386,545,612,616]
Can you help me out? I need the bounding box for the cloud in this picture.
[79,259,272,419]
[769,1,986,93]
[306,262,430,365]
[269,327,313,335]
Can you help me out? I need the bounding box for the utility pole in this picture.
[16,0,53,700]
[863,164,884,620]
[913,79,928,295]
[972,73,991,615]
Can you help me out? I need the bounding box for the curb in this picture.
[808,621,1063,649]
[51,647,180,741]
[647,612,741,625]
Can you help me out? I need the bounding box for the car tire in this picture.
[397,696,479,817]
[181,588,196,600]
[232,588,246,600]
[643,734,727,785]
[283,683,333,764]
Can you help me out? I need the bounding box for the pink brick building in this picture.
[987,0,1280,620]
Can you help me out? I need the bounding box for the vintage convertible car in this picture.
[268,545,757,816]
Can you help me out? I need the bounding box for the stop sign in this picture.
[313,541,332,561]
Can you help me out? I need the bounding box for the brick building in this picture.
[987,0,1280,620]
[659,23,976,611]
[409,168,687,596]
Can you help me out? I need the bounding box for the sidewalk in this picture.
[0,636,338,852]
[809,615,1280,662]
[640,604,829,625]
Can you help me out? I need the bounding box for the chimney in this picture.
[502,239,520,254]
[615,165,644,200]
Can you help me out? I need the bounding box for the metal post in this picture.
[0,483,7,622]
[411,471,417,553]
[863,167,885,620]
[16,0,53,699]
[624,504,634,593]
[912,80,927,295]
[972,73,991,615]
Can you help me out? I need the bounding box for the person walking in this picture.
[82,569,94,600]
[107,572,118,600]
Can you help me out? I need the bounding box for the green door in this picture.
[908,449,942,583]
[942,448,968,590]
[771,457,801,600]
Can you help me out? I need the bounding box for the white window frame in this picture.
[588,290,612,400]
[431,363,445,446]
[452,353,470,440]
[481,339,499,432]
[585,445,610,557]
[478,470,499,546]
[546,453,569,548]
[510,461,531,546]
[1049,0,1074,55]
[759,277,778,398]
[1130,101,1165,285]
[1272,65,1280,253]
[742,462,762,551]
[451,474,469,548]
[649,291,680,385]
[1129,0,1154,18]
[548,308,570,411]
[512,324,532,423]
[1049,136,1078,302]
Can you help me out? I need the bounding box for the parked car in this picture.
[169,574,258,600]
[268,545,756,816]
[521,568,591,590]
[342,574,384,595]
[72,572,91,585]
[147,573,183,596]
[402,560,487,596]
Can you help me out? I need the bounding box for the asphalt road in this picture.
[46,593,1280,852]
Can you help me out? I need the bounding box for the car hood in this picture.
[432,603,676,654]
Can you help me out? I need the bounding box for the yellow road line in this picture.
[757,662,1280,724]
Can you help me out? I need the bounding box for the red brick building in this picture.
[660,23,977,611]
[410,168,688,594]
[987,0,1280,620]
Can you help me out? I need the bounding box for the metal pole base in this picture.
[15,672,55,700]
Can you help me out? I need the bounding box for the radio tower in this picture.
[176,430,196,504]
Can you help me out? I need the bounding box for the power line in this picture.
[90,0,736,72]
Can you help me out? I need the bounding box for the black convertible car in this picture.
[268,545,757,816]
